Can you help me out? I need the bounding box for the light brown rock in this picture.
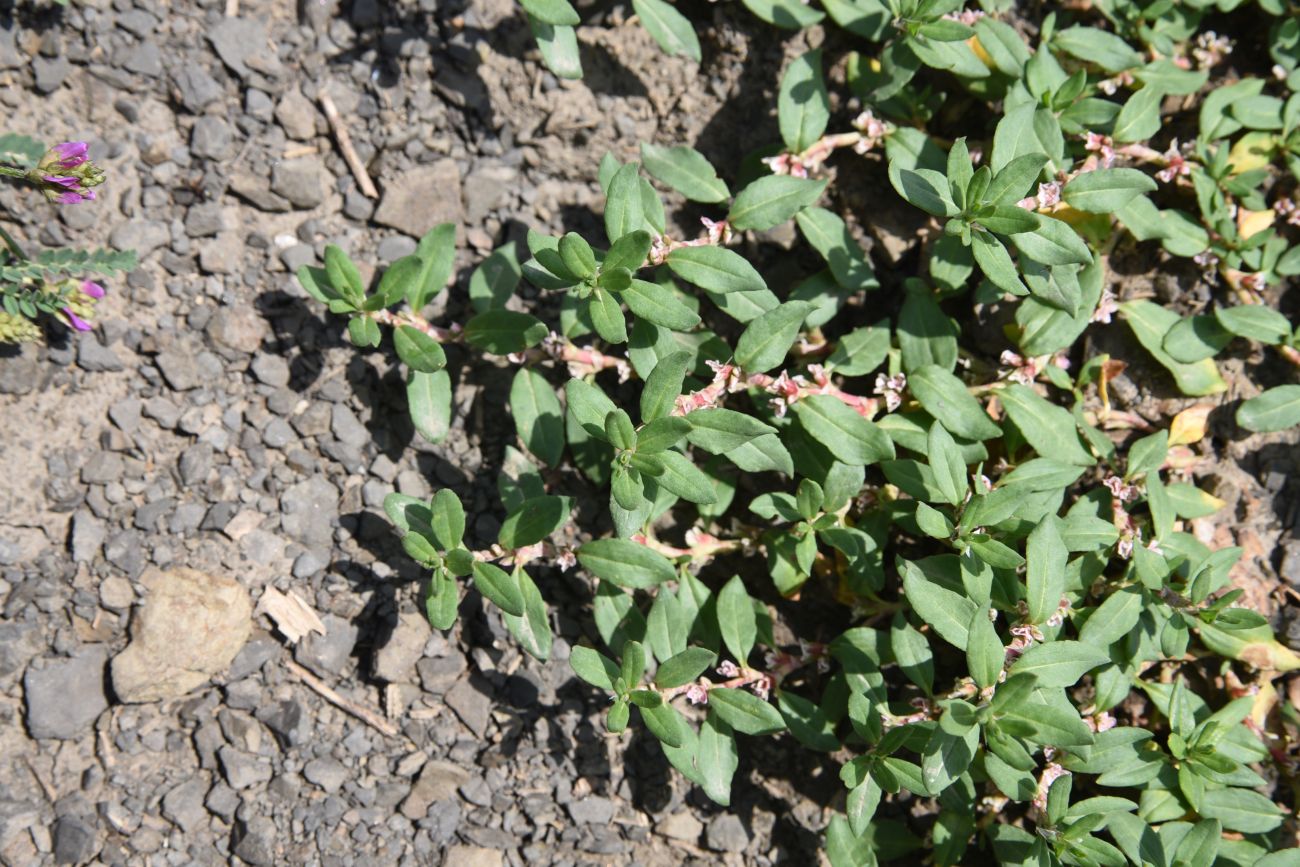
[111,567,252,703]
[373,159,463,238]
[399,760,469,820]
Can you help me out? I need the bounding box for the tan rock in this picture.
[111,567,252,703]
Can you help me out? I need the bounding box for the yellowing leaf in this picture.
[1237,207,1274,240]
[1228,132,1278,175]
[1169,404,1213,445]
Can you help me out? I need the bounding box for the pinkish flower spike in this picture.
[62,308,92,331]
[81,280,105,299]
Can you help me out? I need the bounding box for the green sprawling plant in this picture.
[0,134,134,342]
[301,0,1300,862]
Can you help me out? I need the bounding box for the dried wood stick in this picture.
[285,658,404,740]
[318,90,379,199]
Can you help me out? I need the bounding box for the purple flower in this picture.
[54,189,94,204]
[62,308,93,331]
[81,280,106,299]
[49,142,89,170]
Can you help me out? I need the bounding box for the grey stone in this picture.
[207,305,267,355]
[293,614,358,676]
[77,335,124,372]
[227,631,280,680]
[172,67,223,113]
[24,647,109,740]
[706,814,748,853]
[303,757,347,793]
[98,576,134,611]
[415,653,465,695]
[372,612,428,683]
[568,796,614,826]
[256,699,307,748]
[0,342,38,395]
[0,623,43,679]
[232,815,277,866]
[110,567,253,702]
[400,760,469,820]
[70,510,106,563]
[263,418,295,449]
[229,171,291,212]
[161,777,208,833]
[108,220,170,259]
[374,160,463,237]
[377,234,417,263]
[123,41,162,77]
[251,352,290,387]
[104,530,145,577]
[81,450,124,484]
[280,244,316,272]
[179,443,214,485]
[156,343,222,390]
[143,396,180,429]
[444,676,491,738]
[185,202,226,238]
[33,55,69,94]
[291,548,328,578]
[117,10,158,36]
[218,745,273,790]
[330,404,368,447]
[52,814,97,865]
[270,158,326,209]
[275,89,319,141]
[199,232,244,274]
[656,812,703,842]
[191,116,234,160]
[207,17,267,77]
[280,475,339,547]
[109,398,142,433]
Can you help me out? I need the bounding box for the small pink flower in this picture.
[1239,272,1266,292]
[1156,141,1191,184]
[49,141,89,170]
[1093,287,1118,324]
[62,308,93,331]
[872,372,906,412]
[1084,133,1116,168]
[80,280,106,299]
[685,684,709,705]
[555,549,577,571]
[716,660,740,678]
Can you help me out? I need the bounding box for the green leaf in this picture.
[1120,300,1227,397]
[984,153,1050,205]
[393,325,447,374]
[1237,385,1300,432]
[1215,305,1292,344]
[1053,26,1143,73]
[666,246,767,294]
[1199,788,1285,834]
[901,560,977,651]
[471,561,525,616]
[1025,517,1067,625]
[605,162,645,242]
[685,409,777,453]
[1000,698,1095,746]
[740,0,824,28]
[709,687,786,734]
[632,0,701,60]
[1112,87,1164,143]
[1008,640,1109,687]
[464,309,548,354]
[972,231,1029,296]
[641,700,689,748]
[588,288,627,344]
[428,489,465,550]
[520,0,579,25]
[639,143,729,203]
[717,575,757,662]
[571,645,621,690]
[698,711,739,805]
[792,395,895,466]
[640,350,692,422]
[412,224,457,310]
[501,566,553,660]
[1062,168,1157,214]
[425,568,459,630]
[1012,216,1092,266]
[498,494,571,549]
[734,301,813,373]
[826,324,890,376]
[510,368,565,467]
[898,282,958,373]
[728,175,829,231]
[999,383,1094,465]
[623,278,701,332]
[324,244,364,302]
[889,165,957,217]
[966,606,1004,690]
[636,416,691,453]
[558,232,596,278]
[778,49,829,153]
[909,365,1002,440]
[0,133,45,169]
[376,255,424,308]
[407,369,452,444]
[891,615,934,693]
[578,538,677,589]
[655,450,718,504]
[656,647,717,688]
[795,208,878,290]
[469,242,521,312]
